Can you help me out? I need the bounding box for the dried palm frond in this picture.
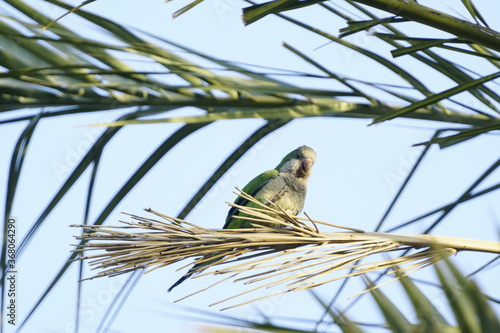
[71,190,500,309]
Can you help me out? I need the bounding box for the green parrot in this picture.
[168,145,316,292]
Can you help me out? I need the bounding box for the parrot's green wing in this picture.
[223,169,279,229]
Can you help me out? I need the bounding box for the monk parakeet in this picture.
[168,145,316,292]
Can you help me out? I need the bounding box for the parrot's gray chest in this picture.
[256,173,307,217]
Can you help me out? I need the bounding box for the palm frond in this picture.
[197,258,500,332]
[71,190,499,310]
[242,0,500,54]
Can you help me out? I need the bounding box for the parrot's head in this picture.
[277,145,316,179]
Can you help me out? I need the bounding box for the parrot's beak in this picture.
[298,158,313,177]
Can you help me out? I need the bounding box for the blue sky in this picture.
[1,0,499,332]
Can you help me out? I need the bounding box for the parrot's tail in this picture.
[168,251,227,292]
[168,271,196,292]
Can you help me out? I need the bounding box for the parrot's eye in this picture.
[295,154,301,159]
